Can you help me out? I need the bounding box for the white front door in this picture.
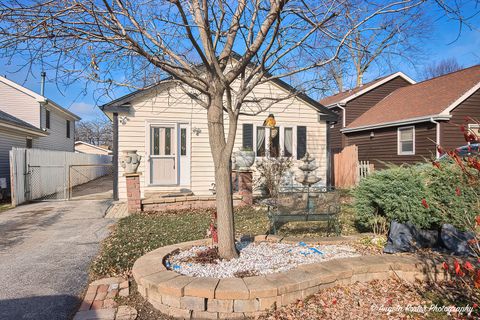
[149,124,177,185]
[148,123,191,186]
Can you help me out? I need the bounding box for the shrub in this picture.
[353,162,480,231]
[253,157,292,198]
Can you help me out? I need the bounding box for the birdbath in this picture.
[294,152,321,211]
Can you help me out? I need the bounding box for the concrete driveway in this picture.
[0,200,115,320]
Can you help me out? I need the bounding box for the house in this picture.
[75,141,112,155]
[329,65,480,169]
[100,76,337,201]
[322,72,415,152]
[0,75,81,193]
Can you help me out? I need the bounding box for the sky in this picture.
[0,3,479,122]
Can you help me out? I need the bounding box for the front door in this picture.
[150,124,177,185]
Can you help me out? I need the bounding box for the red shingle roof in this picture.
[346,65,480,130]
[319,75,391,106]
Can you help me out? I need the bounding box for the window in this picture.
[398,126,415,155]
[468,124,480,143]
[284,127,293,157]
[26,138,32,149]
[180,128,187,156]
[45,109,50,129]
[151,127,175,156]
[243,124,306,158]
[66,120,70,138]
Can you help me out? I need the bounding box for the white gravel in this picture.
[165,241,360,278]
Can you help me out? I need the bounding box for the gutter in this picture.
[335,103,346,128]
[341,115,451,133]
[0,121,48,137]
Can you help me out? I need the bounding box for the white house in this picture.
[75,141,112,155]
[100,76,337,201]
[0,75,80,194]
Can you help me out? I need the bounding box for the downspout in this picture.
[335,103,346,128]
[326,120,332,187]
[113,112,119,201]
[430,117,441,158]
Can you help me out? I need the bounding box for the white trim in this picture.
[253,124,297,159]
[0,121,48,137]
[0,75,45,102]
[397,126,415,155]
[440,82,480,115]
[74,141,112,153]
[341,115,451,133]
[324,72,416,107]
[429,117,441,158]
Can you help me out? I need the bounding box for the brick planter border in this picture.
[132,237,447,320]
[142,195,244,212]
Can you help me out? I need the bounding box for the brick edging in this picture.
[132,238,447,319]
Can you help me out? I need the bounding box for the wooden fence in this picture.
[10,147,112,206]
[333,145,374,188]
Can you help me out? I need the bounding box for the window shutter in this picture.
[242,124,253,150]
[297,126,307,159]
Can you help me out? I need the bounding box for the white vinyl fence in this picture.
[10,147,112,206]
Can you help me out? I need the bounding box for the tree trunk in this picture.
[208,91,239,259]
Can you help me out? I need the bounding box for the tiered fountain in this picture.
[294,152,322,211]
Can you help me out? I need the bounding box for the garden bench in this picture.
[265,188,341,235]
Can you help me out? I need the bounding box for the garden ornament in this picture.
[120,150,142,174]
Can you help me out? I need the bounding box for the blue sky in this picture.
[0,4,478,122]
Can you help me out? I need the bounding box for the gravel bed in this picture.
[165,241,360,278]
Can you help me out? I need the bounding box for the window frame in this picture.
[66,120,71,138]
[45,109,50,129]
[253,124,297,159]
[468,123,480,143]
[397,126,415,155]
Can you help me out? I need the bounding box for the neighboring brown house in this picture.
[339,65,480,169]
[321,72,415,152]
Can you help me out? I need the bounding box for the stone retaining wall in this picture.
[132,238,447,320]
[142,195,244,212]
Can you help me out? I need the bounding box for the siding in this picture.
[0,81,40,127]
[0,128,28,190]
[441,89,480,150]
[345,77,412,125]
[35,105,75,151]
[117,82,328,200]
[345,122,437,169]
[328,107,344,150]
[75,143,111,155]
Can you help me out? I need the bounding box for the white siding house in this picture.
[0,76,80,152]
[101,77,336,201]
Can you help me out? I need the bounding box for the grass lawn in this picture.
[90,206,270,278]
[91,198,359,279]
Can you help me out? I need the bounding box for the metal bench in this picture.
[265,187,341,235]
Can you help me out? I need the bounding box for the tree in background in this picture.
[422,57,463,80]
[0,0,473,259]
[75,119,112,148]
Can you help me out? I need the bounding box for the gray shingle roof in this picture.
[0,110,45,134]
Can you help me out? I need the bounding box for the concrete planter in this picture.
[121,150,142,174]
[233,150,255,170]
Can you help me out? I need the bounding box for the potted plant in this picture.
[233,147,255,170]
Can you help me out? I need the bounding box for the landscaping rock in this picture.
[440,224,476,256]
[384,221,417,253]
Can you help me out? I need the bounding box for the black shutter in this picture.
[297,126,307,159]
[242,123,253,150]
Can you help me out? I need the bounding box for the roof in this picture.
[0,110,47,136]
[344,65,480,132]
[75,141,112,153]
[0,76,81,121]
[319,72,415,107]
[100,53,338,121]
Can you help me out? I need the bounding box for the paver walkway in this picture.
[0,200,115,320]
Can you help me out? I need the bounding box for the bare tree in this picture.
[0,0,472,259]
[422,57,463,80]
[75,119,112,148]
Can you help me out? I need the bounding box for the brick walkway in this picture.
[74,277,137,320]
